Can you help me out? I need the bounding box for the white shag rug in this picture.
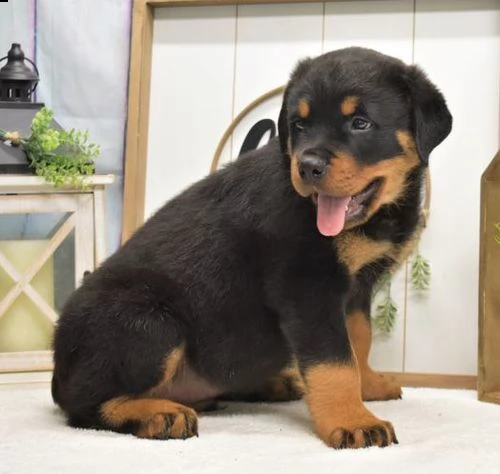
[1,384,500,474]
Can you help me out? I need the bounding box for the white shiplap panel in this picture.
[145,7,236,218]
[369,265,408,372]
[145,1,500,379]
[405,0,500,375]
[324,1,415,372]
[228,3,324,160]
[323,0,415,62]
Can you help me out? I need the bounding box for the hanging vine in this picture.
[411,253,431,291]
[372,274,398,335]
[371,246,432,335]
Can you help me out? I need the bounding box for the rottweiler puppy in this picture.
[52,47,452,449]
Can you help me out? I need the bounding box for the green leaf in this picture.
[411,253,431,291]
[30,107,53,136]
[371,274,398,336]
[495,222,500,245]
[38,129,61,152]
[373,294,398,335]
[22,107,100,189]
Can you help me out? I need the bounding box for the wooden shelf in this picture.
[0,174,115,193]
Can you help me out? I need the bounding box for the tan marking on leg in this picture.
[163,345,185,382]
[169,410,195,439]
[260,362,306,401]
[223,359,305,403]
[101,397,198,440]
[347,310,372,369]
[281,358,306,395]
[347,310,402,401]
[145,345,186,398]
[101,397,190,426]
[304,363,397,449]
[136,413,167,439]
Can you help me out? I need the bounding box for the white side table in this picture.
[0,174,114,373]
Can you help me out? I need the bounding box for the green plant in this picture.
[495,222,500,245]
[0,107,99,188]
[411,253,431,290]
[372,276,398,335]
[371,250,431,335]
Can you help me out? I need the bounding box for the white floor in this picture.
[1,384,500,474]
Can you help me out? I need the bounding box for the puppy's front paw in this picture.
[305,363,399,449]
[316,412,398,449]
[325,419,398,449]
[136,407,199,440]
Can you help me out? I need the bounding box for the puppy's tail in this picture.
[51,370,62,406]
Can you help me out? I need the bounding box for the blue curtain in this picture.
[0,0,132,254]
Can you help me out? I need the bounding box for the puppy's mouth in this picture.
[314,179,382,237]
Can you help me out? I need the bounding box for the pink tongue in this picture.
[317,195,351,236]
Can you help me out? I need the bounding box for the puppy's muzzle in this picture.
[298,150,330,184]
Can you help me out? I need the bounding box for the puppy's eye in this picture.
[351,117,372,131]
[292,120,305,132]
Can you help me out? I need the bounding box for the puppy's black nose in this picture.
[298,155,327,183]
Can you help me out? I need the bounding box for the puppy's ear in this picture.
[406,65,452,164]
[278,58,313,155]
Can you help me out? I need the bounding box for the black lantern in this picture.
[0,43,61,174]
[0,43,39,102]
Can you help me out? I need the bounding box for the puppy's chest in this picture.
[335,214,425,276]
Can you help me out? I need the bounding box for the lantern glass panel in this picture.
[0,212,76,353]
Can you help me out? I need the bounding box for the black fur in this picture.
[52,47,452,436]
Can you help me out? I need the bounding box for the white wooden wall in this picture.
[145,0,500,376]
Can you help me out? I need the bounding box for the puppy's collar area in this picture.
[314,179,382,236]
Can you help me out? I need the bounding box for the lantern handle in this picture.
[0,55,40,93]
[24,57,39,93]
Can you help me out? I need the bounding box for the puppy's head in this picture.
[278,47,452,237]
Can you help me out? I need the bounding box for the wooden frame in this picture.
[478,150,500,404]
[122,0,496,390]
